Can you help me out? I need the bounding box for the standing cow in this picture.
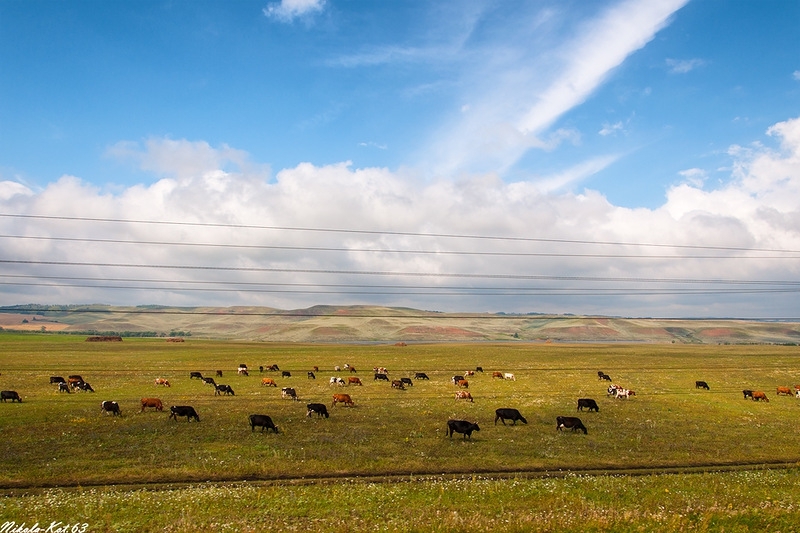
[100,400,121,416]
[556,416,587,434]
[494,408,527,425]
[446,419,480,439]
[169,405,200,422]
[249,414,279,433]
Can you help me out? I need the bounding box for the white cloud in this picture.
[792,70,800,81]
[665,58,706,74]
[4,116,800,316]
[0,181,34,201]
[599,121,625,137]
[263,0,325,23]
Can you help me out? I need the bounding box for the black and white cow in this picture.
[446,419,480,439]
[75,381,95,392]
[577,398,599,412]
[281,387,298,400]
[214,384,235,396]
[556,416,587,434]
[306,403,329,418]
[695,381,710,390]
[494,408,528,425]
[58,382,71,393]
[169,405,200,422]
[249,414,278,433]
[101,400,121,416]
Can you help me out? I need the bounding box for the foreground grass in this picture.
[3,469,800,532]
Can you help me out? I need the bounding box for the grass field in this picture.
[1,334,800,531]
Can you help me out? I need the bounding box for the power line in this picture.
[2,212,799,254]
[1,233,798,259]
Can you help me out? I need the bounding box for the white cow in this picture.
[503,373,516,381]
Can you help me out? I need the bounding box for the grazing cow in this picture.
[349,366,358,374]
[281,371,291,378]
[391,380,406,390]
[400,377,413,387]
[238,368,249,376]
[601,374,612,382]
[140,398,163,412]
[169,405,200,422]
[743,389,754,399]
[334,365,341,372]
[614,388,634,399]
[577,398,600,412]
[214,384,235,396]
[68,377,83,389]
[68,375,84,382]
[347,377,363,386]
[597,371,606,379]
[414,372,429,380]
[216,370,223,377]
[454,390,474,402]
[464,371,475,377]
[312,366,319,372]
[58,382,71,393]
[456,379,469,388]
[155,378,171,387]
[202,377,216,387]
[50,376,66,384]
[101,400,121,416]
[75,381,95,392]
[1,390,22,402]
[332,393,354,407]
[261,378,277,387]
[695,381,710,390]
[307,403,329,418]
[451,375,465,385]
[751,391,769,402]
[494,408,527,425]
[492,371,503,379]
[330,377,345,386]
[446,419,480,440]
[607,384,621,395]
[777,386,793,396]
[266,364,280,372]
[475,367,483,373]
[281,387,298,400]
[307,371,316,379]
[249,414,278,433]
[504,373,516,381]
[374,373,390,381]
[557,416,588,434]
[190,372,203,380]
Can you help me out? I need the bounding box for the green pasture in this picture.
[2,333,800,531]
[0,334,799,487]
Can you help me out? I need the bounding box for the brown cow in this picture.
[140,398,164,412]
[492,371,503,379]
[347,377,363,386]
[777,386,793,396]
[261,378,277,387]
[455,390,474,402]
[752,391,769,402]
[391,380,405,390]
[154,378,171,387]
[457,379,469,388]
[332,393,354,407]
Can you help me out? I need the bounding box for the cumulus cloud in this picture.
[3,116,800,317]
[263,0,325,23]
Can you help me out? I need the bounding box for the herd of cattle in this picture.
[3,363,799,441]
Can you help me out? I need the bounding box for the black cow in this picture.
[1,390,21,403]
[216,370,223,377]
[58,382,71,393]
[446,419,480,439]
[307,371,316,379]
[101,400,121,416]
[249,414,278,433]
[577,398,599,412]
[374,373,390,381]
[696,381,710,390]
[400,377,413,387]
[169,405,200,422]
[306,403,329,418]
[743,389,754,399]
[556,416,587,434]
[190,371,203,380]
[50,376,66,384]
[75,381,95,392]
[414,372,429,380]
[600,374,612,382]
[281,371,292,378]
[494,408,528,425]
[215,384,235,396]
[202,377,217,387]
[475,367,483,372]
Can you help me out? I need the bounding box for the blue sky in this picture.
[1,0,800,318]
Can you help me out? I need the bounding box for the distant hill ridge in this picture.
[1,304,799,344]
